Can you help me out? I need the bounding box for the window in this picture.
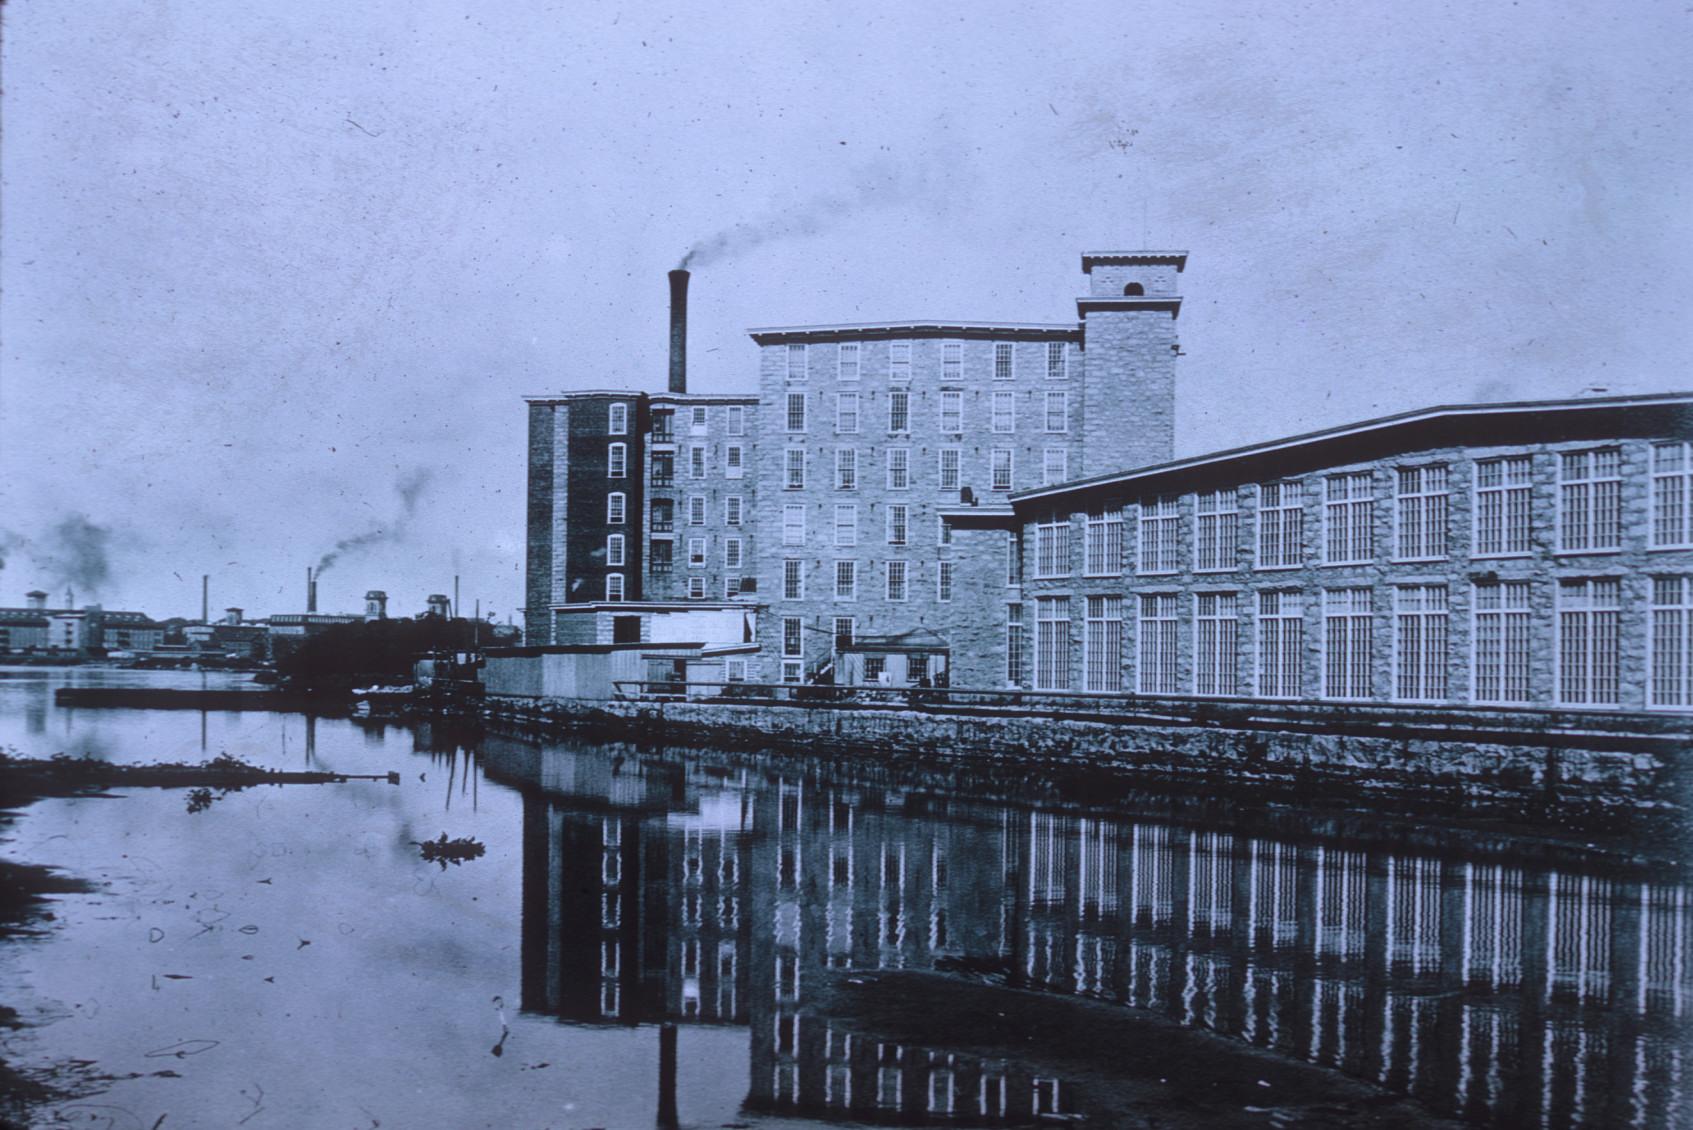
[786,392,807,433]
[607,492,626,525]
[1322,588,1373,699]
[1557,577,1621,705]
[836,393,859,434]
[687,576,706,599]
[608,442,627,478]
[938,448,961,492]
[1257,590,1304,698]
[726,445,744,478]
[1653,443,1693,548]
[649,540,673,573]
[834,504,858,546]
[651,451,675,486]
[938,517,952,545]
[782,504,806,546]
[690,406,708,432]
[783,617,803,656]
[1035,516,1071,578]
[939,390,962,432]
[833,617,855,651]
[689,445,706,479]
[1195,489,1239,571]
[1084,509,1123,576]
[727,404,745,435]
[993,342,1013,381]
[652,410,675,443]
[1650,577,1693,709]
[1473,580,1532,702]
[1324,473,1374,564]
[1560,448,1622,553]
[785,448,805,489]
[1043,449,1068,486]
[886,560,908,601]
[650,498,673,532]
[992,392,1016,433]
[864,656,885,683]
[834,560,857,600]
[1394,584,1448,701]
[609,402,627,435]
[889,341,911,381]
[688,537,706,567]
[886,448,910,490]
[1046,341,1066,380]
[1393,466,1448,560]
[606,573,625,601]
[1034,597,1070,690]
[888,390,910,434]
[1195,593,1239,696]
[1077,595,1122,693]
[1138,496,1180,574]
[782,660,802,683]
[886,504,908,546]
[724,538,743,569]
[606,534,625,567]
[726,658,747,682]
[688,496,706,525]
[786,343,807,381]
[943,340,963,381]
[1006,532,1022,585]
[838,342,860,382]
[1475,456,1534,556]
[1006,605,1026,685]
[1135,594,1176,694]
[1044,391,1068,433]
[725,496,743,525]
[783,560,804,600]
[835,448,857,490]
[1257,481,1303,569]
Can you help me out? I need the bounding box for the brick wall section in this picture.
[525,402,557,643]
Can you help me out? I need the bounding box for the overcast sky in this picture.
[2,0,1689,620]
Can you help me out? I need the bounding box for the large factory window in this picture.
[608,402,628,435]
[607,493,626,525]
[605,574,625,602]
[608,443,627,479]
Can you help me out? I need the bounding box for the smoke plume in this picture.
[39,514,114,594]
[0,530,23,573]
[315,467,435,578]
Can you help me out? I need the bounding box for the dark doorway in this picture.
[612,615,641,644]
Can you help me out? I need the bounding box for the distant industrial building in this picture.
[0,590,164,656]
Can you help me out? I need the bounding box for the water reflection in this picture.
[498,743,1690,1128]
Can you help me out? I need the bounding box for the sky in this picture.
[2,0,1690,621]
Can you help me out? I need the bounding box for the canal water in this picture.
[0,667,1687,1128]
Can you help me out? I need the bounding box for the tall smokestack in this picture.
[201,575,209,623]
[306,566,317,614]
[667,269,689,394]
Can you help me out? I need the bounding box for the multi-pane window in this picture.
[783,561,804,601]
[687,537,707,567]
[836,393,859,433]
[889,341,911,381]
[689,445,706,479]
[1557,577,1621,705]
[1044,391,1068,433]
[1045,341,1066,380]
[939,391,962,433]
[724,577,742,599]
[943,341,963,381]
[1324,473,1374,564]
[835,448,857,490]
[725,496,743,525]
[608,402,627,434]
[1035,516,1071,578]
[886,504,908,546]
[1006,532,1022,585]
[649,540,673,573]
[992,392,1015,433]
[937,562,954,603]
[688,496,706,525]
[1034,597,1070,690]
[1473,580,1533,702]
[606,573,624,601]
[690,406,707,432]
[726,445,744,478]
[782,504,806,546]
[1322,588,1373,699]
[1560,448,1622,552]
[1650,577,1693,709]
[1006,604,1026,685]
[1135,594,1176,694]
[608,442,627,478]
[687,576,706,599]
[888,390,910,434]
[1042,449,1068,486]
[1195,592,1239,696]
[834,504,858,547]
[784,448,805,489]
[1257,481,1304,569]
[1395,466,1448,560]
[833,617,855,651]
[781,659,802,683]
[650,498,673,531]
[938,449,961,492]
[724,537,742,569]
[835,560,858,600]
[1474,456,1534,556]
[651,451,675,486]
[886,449,910,490]
[938,517,952,545]
[782,616,803,656]
[1137,496,1181,574]
[607,492,626,525]
[606,534,625,567]
[838,342,860,381]
[786,344,807,381]
[1257,590,1304,698]
[785,392,807,433]
[1653,443,1693,548]
[1084,509,1123,576]
[1080,595,1124,692]
[886,561,908,601]
[991,449,1014,491]
[993,342,1013,381]
[1195,489,1239,571]
[652,410,675,443]
[726,405,744,435]
[1394,584,1448,701]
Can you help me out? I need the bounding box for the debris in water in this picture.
[414,833,486,870]
[185,788,222,814]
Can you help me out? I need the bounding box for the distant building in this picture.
[0,591,164,656]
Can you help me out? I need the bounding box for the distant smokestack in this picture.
[202,574,209,623]
[667,269,689,394]
[306,566,317,614]
[454,574,460,620]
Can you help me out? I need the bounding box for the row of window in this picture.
[1008,576,1693,709]
[783,341,1069,383]
[777,558,958,603]
[598,572,750,602]
[648,444,745,484]
[785,446,1051,492]
[638,534,746,570]
[647,495,747,530]
[779,504,956,548]
[1030,444,1693,578]
[648,404,748,441]
[784,390,1070,435]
